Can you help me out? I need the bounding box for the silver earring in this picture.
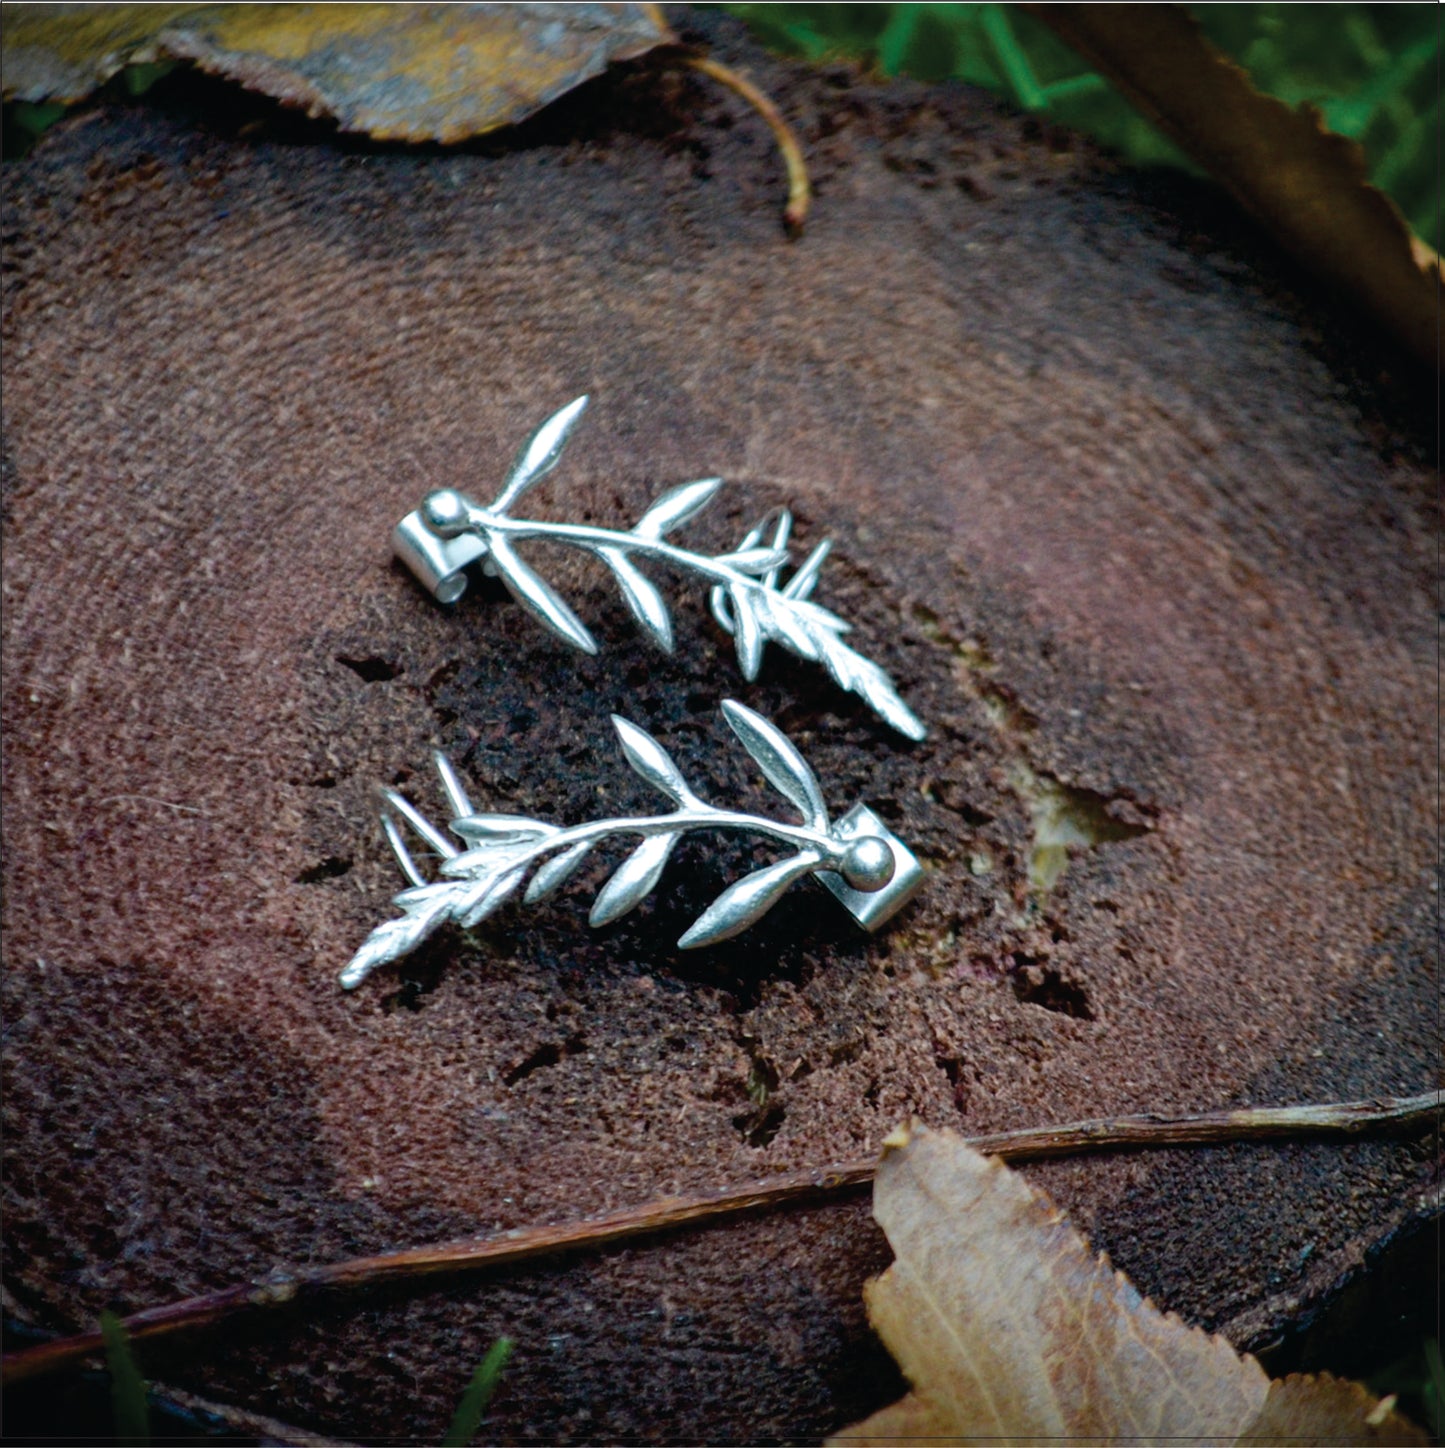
[391,397,926,741]
[340,700,924,990]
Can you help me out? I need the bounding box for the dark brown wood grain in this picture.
[2,9,1435,1442]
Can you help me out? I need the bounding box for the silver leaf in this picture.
[732,518,768,552]
[490,396,588,513]
[432,751,474,819]
[718,546,790,575]
[599,547,673,652]
[450,814,556,843]
[441,842,535,879]
[789,596,853,635]
[456,864,528,928]
[732,586,764,680]
[727,511,792,588]
[817,632,928,742]
[589,832,679,926]
[339,888,457,989]
[611,716,698,805]
[782,538,832,601]
[393,880,464,912]
[721,699,829,829]
[751,587,820,661]
[632,477,724,539]
[677,852,820,949]
[487,533,599,655]
[381,789,457,859]
[524,840,592,903]
[381,812,426,887]
[708,580,735,634]
[761,510,793,589]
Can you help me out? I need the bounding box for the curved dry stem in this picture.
[682,53,811,235]
[5,1091,1435,1386]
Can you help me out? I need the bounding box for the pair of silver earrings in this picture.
[342,398,927,991]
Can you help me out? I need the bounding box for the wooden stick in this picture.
[681,54,812,234]
[961,1091,1440,1158]
[6,1091,1436,1386]
[149,1383,357,1448]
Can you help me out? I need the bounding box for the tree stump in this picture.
[2,12,1435,1442]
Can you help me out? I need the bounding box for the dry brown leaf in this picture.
[1244,1375,1428,1445]
[831,1122,1426,1446]
[1,2,671,142]
[1027,3,1439,368]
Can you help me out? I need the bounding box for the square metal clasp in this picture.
[819,803,926,930]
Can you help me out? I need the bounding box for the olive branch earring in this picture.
[392,397,927,741]
[341,700,924,990]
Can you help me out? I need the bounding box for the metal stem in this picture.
[471,509,792,599]
[452,807,847,874]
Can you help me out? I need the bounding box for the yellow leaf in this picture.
[1,2,672,142]
[831,1122,1427,1445]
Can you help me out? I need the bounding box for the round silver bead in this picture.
[421,488,469,537]
[841,835,895,892]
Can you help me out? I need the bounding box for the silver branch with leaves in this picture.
[341,701,923,990]
[392,397,926,741]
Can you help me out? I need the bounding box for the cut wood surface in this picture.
[1,9,1435,1443]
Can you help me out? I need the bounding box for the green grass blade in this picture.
[441,1337,515,1447]
[722,1,1440,249]
[1039,72,1108,105]
[877,4,922,75]
[99,1311,150,1446]
[1372,104,1434,195]
[980,3,1047,111]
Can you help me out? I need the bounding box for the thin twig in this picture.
[5,1091,1435,1386]
[682,54,811,234]
[961,1091,1440,1159]
[148,1384,359,1448]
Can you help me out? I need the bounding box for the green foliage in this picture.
[722,2,1440,248]
[3,58,177,159]
[1369,1337,1443,1441]
[1426,1338,1444,1440]
[2,100,68,160]
[99,1310,150,1445]
[442,1336,515,1447]
[122,60,179,96]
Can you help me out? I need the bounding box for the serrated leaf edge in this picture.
[339,884,461,989]
[457,864,528,928]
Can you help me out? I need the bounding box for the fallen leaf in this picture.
[831,1122,1426,1445]
[1026,3,1439,368]
[1244,1376,1427,1445]
[1,2,672,142]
